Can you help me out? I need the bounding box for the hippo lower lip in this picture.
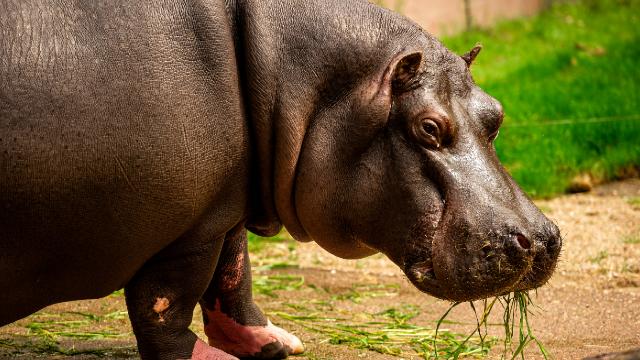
[513,263,553,292]
[403,231,438,290]
[402,197,444,292]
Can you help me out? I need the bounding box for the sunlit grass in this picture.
[259,271,549,359]
[435,292,548,360]
[588,250,609,264]
[252,274,305,297]
[247,231,290,253]
[626,197,640,209]
[0,311,135,357]
[274,306,495,359]
[257,273,495,359]
[623,234,640,245]
[443,0,640,197]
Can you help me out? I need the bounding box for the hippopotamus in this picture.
[0,0,562,358]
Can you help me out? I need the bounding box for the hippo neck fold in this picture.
[227,0,424,241]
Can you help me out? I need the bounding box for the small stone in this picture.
[568,173,594,193]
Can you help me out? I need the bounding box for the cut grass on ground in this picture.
[268,280,497,359]
[442,0,640,198]
[627,196,640,209]
[0,310,135,358]
[623,234,640,245]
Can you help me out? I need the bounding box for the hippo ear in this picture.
[462,44,482,67]
[390,52,423,91]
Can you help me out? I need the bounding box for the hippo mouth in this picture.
[402,228,560,302]
[400,207,442,297]
[512,243,560,292]
[405,255,438,289]
[403,240,441,297]
[398,200,560,301]
[402,234,524,302]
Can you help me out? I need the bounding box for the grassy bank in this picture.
[442,0,640,197]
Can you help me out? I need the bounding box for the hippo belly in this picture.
[0,132,248,320]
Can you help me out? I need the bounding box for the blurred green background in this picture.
[441,0,640,197]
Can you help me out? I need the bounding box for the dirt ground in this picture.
[1,179,639,359]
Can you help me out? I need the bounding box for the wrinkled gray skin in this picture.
[0,0,561,358]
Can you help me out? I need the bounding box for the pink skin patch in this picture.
[153,297,170,323]
[187,339,239,360]
[203,300,304,357]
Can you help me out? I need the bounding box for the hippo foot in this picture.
[190,339,239,360]
[203,306,304,359]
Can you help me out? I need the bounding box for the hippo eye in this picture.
[418,118,441,149]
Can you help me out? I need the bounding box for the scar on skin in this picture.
[219,251,245,292]
[153,297,170,322]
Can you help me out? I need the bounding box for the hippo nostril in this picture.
[503,232,532,259]
[515,233,531,250]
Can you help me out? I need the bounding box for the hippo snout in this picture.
[504,220,562,263]
[401,205,562,303]
[488,222,560,272]
[513,220,563,292]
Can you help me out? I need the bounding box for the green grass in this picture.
[252,274,305,297]
[273,305,495,359]
[0,311,136,358]
[255,275,547,359]
[256,277,498,359]
[588,250,609,264]
[436,292,548,360]
[247,231,289,253]
[627,197,640,209]
[23,311,130,340]
[442,0,640,197]
[330,283,401,303]
[623,234,640,244]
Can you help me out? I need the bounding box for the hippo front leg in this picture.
[199,224,304,359]
[124,227,238,360]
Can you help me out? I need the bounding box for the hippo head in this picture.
[281,35,562,302]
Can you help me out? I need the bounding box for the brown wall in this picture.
[374,0,547,35]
